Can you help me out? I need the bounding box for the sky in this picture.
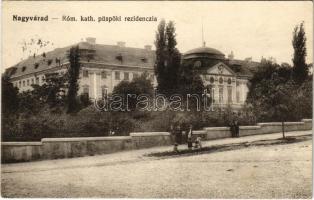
[2,1,313,71]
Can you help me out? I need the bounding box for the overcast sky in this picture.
[2,1,313,70]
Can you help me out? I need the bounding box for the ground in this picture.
[1,130,312,198]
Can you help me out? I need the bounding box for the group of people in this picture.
[170,117,240,152]
[229,119,240,138]
[170,124,202,152]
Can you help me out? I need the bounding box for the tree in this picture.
[266,79,295,138]
[67,45,81,113]
[1,75,19,116]
[154,20,181,96]
[165,21,181,94]
[31,72,68,110]
[246,60,304,138]
[112,72,154,111]
[154,19,167,93]
[292,22,308,83]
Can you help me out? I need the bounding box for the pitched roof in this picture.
[226,59,260,77]
[6,46,69,78]
[6,42,155,78]
[197,59,259,77]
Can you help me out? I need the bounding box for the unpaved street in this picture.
[1,131,312,198]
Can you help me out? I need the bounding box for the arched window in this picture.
[210,77,215,84]
[82,85,89,96]
[228,78,232,84]
[218,86,223,103]
[219,77,223,84]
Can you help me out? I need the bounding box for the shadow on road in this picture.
[146,134,312,158]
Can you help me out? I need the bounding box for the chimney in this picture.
[117,41,126,48]
[144,45,152,51]
[228,51,234,60]
[86,37,96,44]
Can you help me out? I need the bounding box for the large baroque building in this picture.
[182,46,259,109]
[5,37,156,99]
[5,37,259,108]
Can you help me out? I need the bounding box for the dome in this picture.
[183,47,225,60]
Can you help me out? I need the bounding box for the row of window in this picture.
[82,86,108,97]
[210,86,242,104]
[205,76,235,85]
[82,70,153,81]
[13,70,67,89]
[14,76,44,88]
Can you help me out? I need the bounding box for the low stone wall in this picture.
[203,127,231,139]
[41,136,133,160]
[2,142,42,163]
[2,119,312,163]
[130,132,173,149]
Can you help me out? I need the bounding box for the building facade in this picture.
[5,37,156,99]
[5,38,259,109]
[182,47,259,109]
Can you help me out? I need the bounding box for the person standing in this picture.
[187,124,193,150]
[172,124,181,152]
[234,119,240,137]
[229,120,235,138]
[175,124,182,145]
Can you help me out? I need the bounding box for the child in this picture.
[194,136,202,149]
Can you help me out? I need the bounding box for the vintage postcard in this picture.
[1,1,313,198]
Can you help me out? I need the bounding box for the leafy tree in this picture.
[1,75,19,116]
[67,45,81,113]
[292,22,308,83]
[246,59,313,138]
[291,77,313,120]
[112,72,154,111]
[32,72,68,109]
[154,20,181,96]
[176,58,207,111]
[264,79,295,138]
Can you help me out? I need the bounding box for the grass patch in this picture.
[146,134,311,158]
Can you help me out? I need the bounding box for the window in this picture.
[219,86,223,103]
[228,78,232,84]
[211,87,215,103]
[27,79,30,86]
[101,71,107,79]
[210,77,215,84]
[42,76,45,83]
[150,74,154,80]
[83,86,89,95]
[236,90,240,103]
[133,73,139,79]
[22,66,26,72]
[31,78,34,84]
[227,86,232,103]
[219,77,223,84]
[19,81,21,87]
[115,71,120,80]
[47,59,53,66]
[83,70,89,77]
[36,77,39,84]
[124,72,129,80]
[23,80,25,87]
[101,86,108,98]
[116,54,123,63]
